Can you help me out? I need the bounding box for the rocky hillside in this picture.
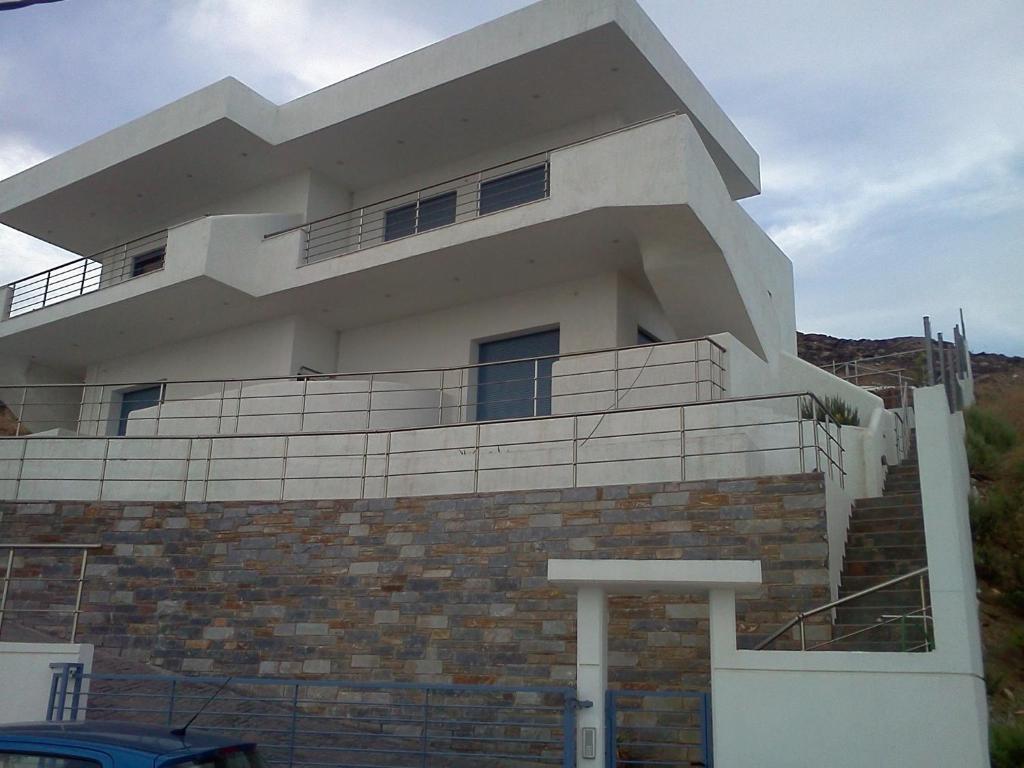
[797,332,1024,383]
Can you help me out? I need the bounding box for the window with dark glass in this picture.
[637,327,661,345]
[117,384,163,436]
[476,329,559,421]
[384,191,457,242]
[131,247,165,277]
[478,164,548,215]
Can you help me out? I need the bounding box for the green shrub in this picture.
[967,407,1018,480]
[991,720,1024,768]
[801,395,861,427]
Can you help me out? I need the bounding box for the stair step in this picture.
[854,493,922,509]
[847,505,921,524]
[884,481,921,493]
[846,531,927,548]
[838,578,926,594]
[841,561,927,578]
[843,544,928,561]
[846,518,925,534]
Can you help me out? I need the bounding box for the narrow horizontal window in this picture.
[478,164,548,216]
[417,190,457,232]
[384,202,417,242]
[384,190,457,242]
[131,247,165,277]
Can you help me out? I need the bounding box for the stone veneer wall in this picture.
[0,474,830,690]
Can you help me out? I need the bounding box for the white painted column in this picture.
[1,285,13,320]
[576,586,608,767]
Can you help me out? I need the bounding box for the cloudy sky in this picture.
[1,0,1021,353]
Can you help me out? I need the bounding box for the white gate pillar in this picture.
[548,559,762,768]
[575,586,608,766]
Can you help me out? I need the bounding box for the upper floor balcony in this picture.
[0,113,791,376]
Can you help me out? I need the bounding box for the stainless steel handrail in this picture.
[754,566,929,650]
[0,543,102,643]
[264,111,682,242]
[5,229,168,318]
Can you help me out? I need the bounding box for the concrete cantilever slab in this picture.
[0,0,760,257]
[547,559,763,594]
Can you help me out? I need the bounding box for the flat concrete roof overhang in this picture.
[0,0,760,257]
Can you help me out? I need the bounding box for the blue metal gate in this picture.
[47,664,584,768]
[605,689,712,768]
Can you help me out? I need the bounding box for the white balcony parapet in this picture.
[6,337,727,438]
[267,112,680,266]
[3,230,168,318]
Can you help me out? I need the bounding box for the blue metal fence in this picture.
[47,665,584,768]
[605,689,711,768]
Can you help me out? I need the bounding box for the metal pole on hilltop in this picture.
[923,316,935,386]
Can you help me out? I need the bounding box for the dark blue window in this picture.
[478,164,548,216]
[117,385,162,436]
[476,329,559,421]
[131,248,165,277]
[384,191,457,242]
[384,202,417,241]
[637,327,661,345]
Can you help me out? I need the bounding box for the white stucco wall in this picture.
[708,384,988,768]
[0,642,93,724]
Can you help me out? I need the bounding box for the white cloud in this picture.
[0,135,77,285]
[169,0,437,101]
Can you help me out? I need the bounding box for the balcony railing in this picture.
[1,337,726,438]
[0,390,845,504]
[2,229,167,319]
[0,543,100,643]
[267,111,682,266]
[276,154,551,266]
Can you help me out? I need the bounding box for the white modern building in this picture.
[0,1,987,765]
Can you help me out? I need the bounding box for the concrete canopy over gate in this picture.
[547,559,762,767]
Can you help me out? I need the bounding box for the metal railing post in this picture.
[70,547,89,642]
[533,359,540,417]
[168,679,177,725]
[287,684,300,768]
[798,619,806,650]
[797,396,805,473]
[420,688,430,768]
[0,547,14,637]
[437,370,444,426]
[15,386,27,436]
[923,316,935,385]
[700,692,713,768]
[68,665,83,720]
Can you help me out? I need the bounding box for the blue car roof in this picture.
[0,722,253,757]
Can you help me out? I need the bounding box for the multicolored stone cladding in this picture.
[0,473,830,689]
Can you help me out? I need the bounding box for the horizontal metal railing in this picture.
[4,229,168,318]
[0,543,101,643]
[1,337,727,438]
[267,111,682,266]
[0,390,846,504]
[754,567,930,651]
[48,668,582,767]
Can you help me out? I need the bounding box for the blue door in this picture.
[117,386,162,436]
[476,329,559,421]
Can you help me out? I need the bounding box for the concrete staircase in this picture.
[830,441,932,651]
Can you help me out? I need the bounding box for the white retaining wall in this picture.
[708,384,988,767]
